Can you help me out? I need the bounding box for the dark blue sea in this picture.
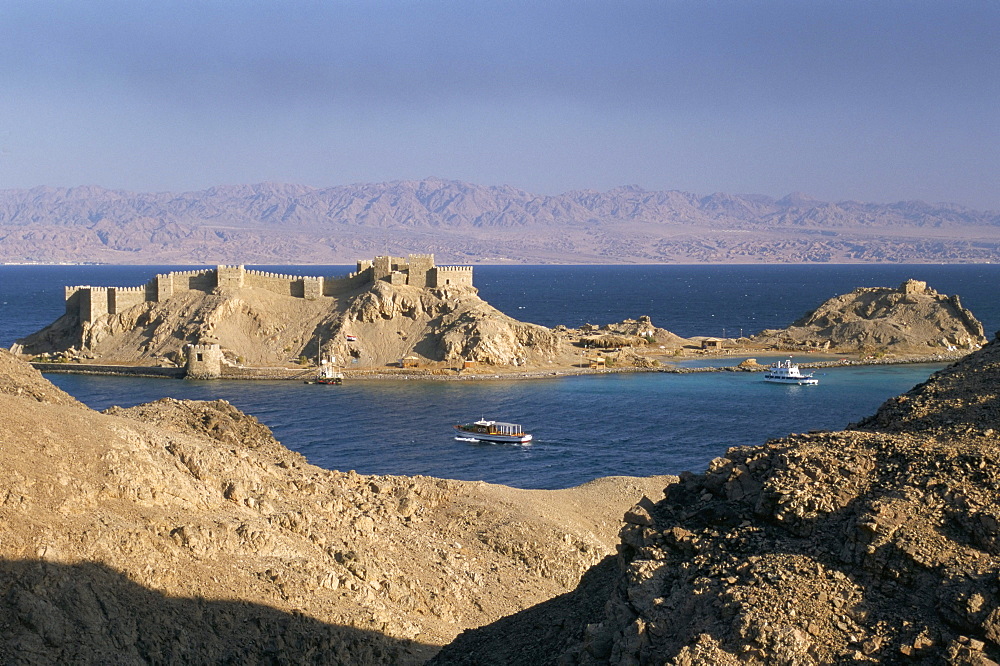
[2,264,998,489]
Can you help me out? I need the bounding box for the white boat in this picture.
[454,419,533,443]
[305,362,343,385]
[763,359,819,385]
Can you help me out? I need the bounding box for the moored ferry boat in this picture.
[763,359,819,385]
[454,419,533,443]
[307,363,343,385]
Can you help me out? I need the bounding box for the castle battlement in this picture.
[64,255,474,322]
[162,269,213,279]
[433,265,474,288]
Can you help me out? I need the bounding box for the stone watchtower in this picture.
[406,254,435,288]
[900,279,928,296]
[216,265,246,290]
[185,343,223,379]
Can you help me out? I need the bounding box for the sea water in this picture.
[1,264,997,489]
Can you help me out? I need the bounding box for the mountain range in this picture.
[2,179,998,264]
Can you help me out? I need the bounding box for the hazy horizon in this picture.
[2,1,998,209]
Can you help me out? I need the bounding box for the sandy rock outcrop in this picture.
[336,280,561,367]
[433,335,1000,665]
[550,316,690,365]
[17,287,338,366]
[0,350,81,407]
[566,316,688,350]
[0,350,669,663]
[752,279,986,354]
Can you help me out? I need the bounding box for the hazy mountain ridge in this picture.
[1,179,998,264]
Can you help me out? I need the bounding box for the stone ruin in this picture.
[63,254,474,323]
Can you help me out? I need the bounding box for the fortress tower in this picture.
[216,265,246,290]
[83,287,109,322]
[185,343,223,379]
[431,265,474,288]
[406,254,435,288]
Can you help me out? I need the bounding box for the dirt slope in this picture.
[0,350,671,663]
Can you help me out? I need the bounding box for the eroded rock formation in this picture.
[567,316,688,350]
[752,279,986,354]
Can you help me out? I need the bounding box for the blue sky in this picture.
[1,1,998,208]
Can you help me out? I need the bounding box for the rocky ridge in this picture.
[752,279,987,354]
[432,334,1000,665]
[0,349,671,663]
[2,180,999,264]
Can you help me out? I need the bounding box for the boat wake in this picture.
[454,436,533,447]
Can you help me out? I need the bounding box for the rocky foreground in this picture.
[433,333,1000,665]
[0,350,670,663]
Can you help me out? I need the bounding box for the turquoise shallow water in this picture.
[2,263,995,489]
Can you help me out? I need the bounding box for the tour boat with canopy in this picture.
[454,419,533,443]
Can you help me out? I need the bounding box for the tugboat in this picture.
[763,359,819,385]
[454,419,533,443]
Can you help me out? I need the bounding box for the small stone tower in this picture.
[216,265,246,290]
[185,343,223,379]
[407,254,435,288]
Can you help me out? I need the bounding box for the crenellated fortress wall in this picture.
[65,254,474,322]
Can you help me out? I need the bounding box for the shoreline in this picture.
[25,349,966,382]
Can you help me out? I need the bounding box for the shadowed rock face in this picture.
[432,336,1000,665]
[0,559,409,665]
[753,280,987,353]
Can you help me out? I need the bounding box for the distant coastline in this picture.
[2,179,999,264]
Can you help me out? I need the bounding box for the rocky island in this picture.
[12,258,988,379]
[15,256,561,378]
[751,279,986,355]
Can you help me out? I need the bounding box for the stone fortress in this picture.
[63,254,474,324]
